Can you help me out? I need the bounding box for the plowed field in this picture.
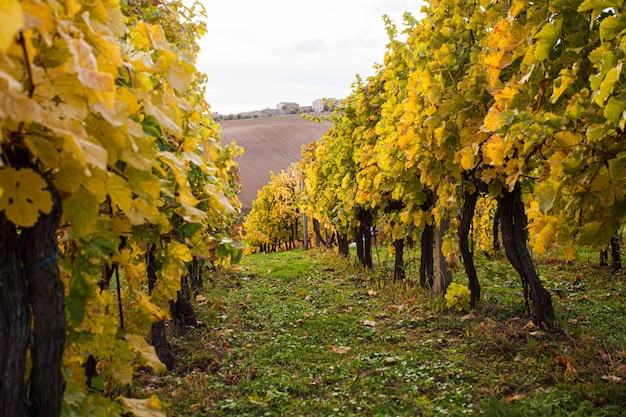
[220,115,331,210]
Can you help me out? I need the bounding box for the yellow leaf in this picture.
[129,169,161,199]
[509,0,526,18]
[483,135,508,166]
[62,187,99,237]
[24,136,60,168]
[459,145,476,170]
[0,89,42,124]
[551,68,576,103]
[553,131,580,147]
[125,334,167,374]
[178,188,200,207]
[0,0,23,52]
[78,137,108,171]
[168,241,193,263]
[563,243,579,262]
[66,38,115,109]
[485,51,506,86]
[0,167,52,227]
[118,396,167,417]
[127,197,160,225]
[83,15,123,73]
[107,173,133,213]
[482,107,501,132]
[136,21,170,51]
[494,86,519,102]
[136,292,168,321]
[64,0,80,18]
[532,218,556,254]
[141,94,182,136]
[163,55,193,94]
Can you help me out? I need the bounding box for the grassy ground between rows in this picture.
[136,248,626,416]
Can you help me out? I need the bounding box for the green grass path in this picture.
[139,249,626,416]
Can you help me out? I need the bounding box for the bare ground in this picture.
[219,115,331,210]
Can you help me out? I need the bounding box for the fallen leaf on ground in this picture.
[360,319,376,327]
[367,289,377,296]
[505,393,525,403]
[601,375,623,383]
[598,349,612,363]
[329,345,351,354]
[461,311,477,321]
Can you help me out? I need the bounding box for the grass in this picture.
[134,247,626,416]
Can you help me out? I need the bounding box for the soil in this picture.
[219,115,331,210]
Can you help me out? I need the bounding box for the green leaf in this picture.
[594,67,618,105]
[551,0,585,10]
[603,96,624,122]
[535,180,558,213]
[25,136,60,168]
[586,123,610,142]
[578,0,624,12]
[578,221,615,248]
[600,15,626,41]
[62,186,100,237]
[534,19,563,61]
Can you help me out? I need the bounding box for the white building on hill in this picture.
[277,102,299,110]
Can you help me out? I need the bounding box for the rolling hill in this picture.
[219,115,331,210]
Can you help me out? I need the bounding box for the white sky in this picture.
[192,1,422,115]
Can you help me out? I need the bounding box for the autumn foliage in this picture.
[293,0,626,329]
[0,0,241,415]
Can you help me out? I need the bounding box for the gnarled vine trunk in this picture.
[459,192,480,307]
[393,238,405,282]
[355,209,373,269]
[313,219,327,247]
[146,245,176,370]
[419,191,434,288]
[497,184,554,328]
[492,205,501,254]
[600,235,622,272]
[0,179,65,417]
[171,263,198,328]
[420,223,434,288]
[337,233,350,258]
[0,215,30,416]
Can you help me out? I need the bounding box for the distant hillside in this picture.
[219,115,331,210]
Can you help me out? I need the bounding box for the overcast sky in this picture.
[193,1,422,115]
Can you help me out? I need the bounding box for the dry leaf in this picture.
[505,393,525,403]
[565,362,578,375]
[568,315,586,324]
[461,311,477,321]
[367,289,378,297]
[598,349,612,363]
[189,404,203,412]
[615,364,626,375]
[360,319,376,328]
[601,375,623,383]
[329,345,351,354]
